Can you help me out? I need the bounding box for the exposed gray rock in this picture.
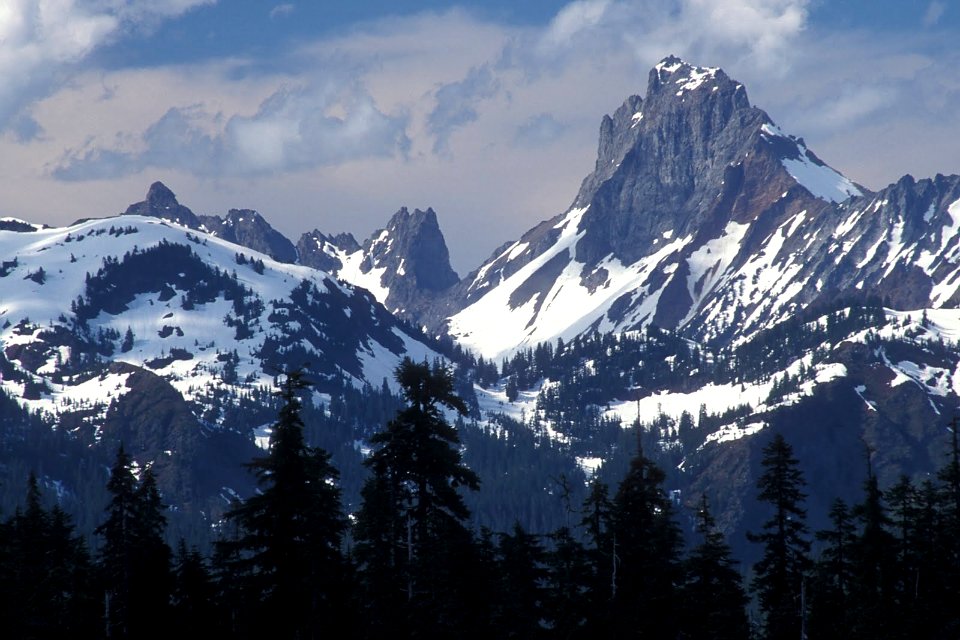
[123,181,202,228]
[198,208,298,264]
[432,56,960,355]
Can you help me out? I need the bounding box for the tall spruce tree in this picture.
[172,540,219,635]
[748,433,811,640]
[492,523,548,639]
[96,446,173,638]
[937,417,960,634]
[353,358,481,638]
[579,476,614,633]
[1,473,97,637]
[808,498,856,637]
[847,457,899,639]
[609,433,683,638]
[219,369,348,638]
[543,526,592,638]
[680,494,749,639]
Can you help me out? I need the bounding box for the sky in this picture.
[1,1,959,274]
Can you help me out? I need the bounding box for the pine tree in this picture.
[129,467,173,626]
[219,369,349,638]
[492,523,547,639]
[353,358,481,637]
[680,494,749,639]
[121,326,135,352]
[847,458,899,639]
[543,526,592,638]
[1,474,97,637]
[937,417,960,632]
[609,433,683,637]
[96,447,173,638]
[172,540,219,635]
[747,433,811,640]
[579,476,614,631]
[808,499,856,637]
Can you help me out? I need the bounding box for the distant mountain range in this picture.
[3,56,959,552]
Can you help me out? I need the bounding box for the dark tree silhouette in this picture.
[609,434,683,637]
[219,370,349,638]
[354,357,481,637]
[96,447,173,638]
[680,494,750,639]
[748,434,810,640]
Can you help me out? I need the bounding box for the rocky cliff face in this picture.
[298,207,459,324]
[123,181,203,228]
[123,183,300,264]
[198,208,298,264]
[440,56,960,361]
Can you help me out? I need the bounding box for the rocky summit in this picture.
[436,57,960,363]
[297,206,460,324]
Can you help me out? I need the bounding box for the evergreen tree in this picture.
[0,473,97,637]
[747,433,811,640]
[219,369,349,638]
[937,417,960,633]
[96,446,173,638]
[493,523,548,639]
[680,494,749,639]
[353,358,481,637]
[609,433,683,637]
[579,476,614,632]
[121,326,135,352]
[172,540,219,635]
[808,499,856,638]
[847,458,899,639]
[543,526,592,639]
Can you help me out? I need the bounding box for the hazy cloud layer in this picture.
[427,65,500,155]
[513,113,568,148]
[0,0,213,134]
[924,1,947,27]
[54,80,410,179]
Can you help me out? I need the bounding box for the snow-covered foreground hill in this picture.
[0,214,438,431]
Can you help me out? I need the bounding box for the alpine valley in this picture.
[3,56,960,556]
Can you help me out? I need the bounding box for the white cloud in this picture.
[814,86,896,130]
[924,1,946,27]
[540,0,612,50]
[270,3,295,20]
[0,0,213,132]
[427,64,500,155]
[53,78,410,179]
[518,0,811,73]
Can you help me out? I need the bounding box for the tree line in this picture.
[3,359,960,638]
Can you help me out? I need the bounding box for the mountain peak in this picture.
[124,182,201,228]
[445,56,883,357]
[146,180,176,205]
[373,206,458,293]
[198,208,297,263]
[648,55,726,98]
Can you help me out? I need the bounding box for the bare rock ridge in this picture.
[440,56,960,359]
[198,209,298,264]
[123,181,202,229]
[121,183,461,323]
[297,206,460,324]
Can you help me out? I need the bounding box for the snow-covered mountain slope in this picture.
[469,298,960,547]
[440,56,960,361]
[0,214,439,427]
[121,182,460,328]
[124,182,299,264]
[297,206,459,324]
